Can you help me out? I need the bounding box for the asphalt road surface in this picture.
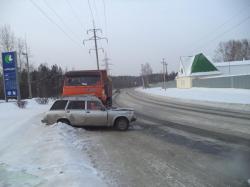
[81,89,250,187]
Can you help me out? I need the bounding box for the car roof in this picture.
[59,95,101,102]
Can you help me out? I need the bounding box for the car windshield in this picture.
[65,75,100,86]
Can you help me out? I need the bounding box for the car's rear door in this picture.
[85,100,108,126]
[66,100,86,126]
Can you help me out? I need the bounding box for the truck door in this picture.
[66,100,86,126]
[85,100,108,126]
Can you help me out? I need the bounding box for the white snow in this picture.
[136,87,250,104]
[0,99,106,187]
[214,60,250,67]
[214,60,250,76]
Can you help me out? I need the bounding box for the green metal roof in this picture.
[191,53,218,73]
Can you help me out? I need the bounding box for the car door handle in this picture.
[86,111,90,113]
[66,110,70,113]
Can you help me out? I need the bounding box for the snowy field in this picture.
[0,99,106,187]
[136,87,250,104]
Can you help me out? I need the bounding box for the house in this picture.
[176,53,220,88]
[176,53,250,89]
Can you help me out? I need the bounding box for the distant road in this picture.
[114,89,250,146]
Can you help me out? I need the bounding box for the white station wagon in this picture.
[42,96,136,131]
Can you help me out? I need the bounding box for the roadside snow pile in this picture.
[136,87,250,104]
[51,122,88,151]
[0,99,106,187]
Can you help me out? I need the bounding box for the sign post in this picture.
[1,51,21,102]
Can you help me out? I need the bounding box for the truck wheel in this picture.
[57,119,70,125]
[115,118,129,131]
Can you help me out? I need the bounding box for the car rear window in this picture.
[67,101,85,110]
[50,100,68,110]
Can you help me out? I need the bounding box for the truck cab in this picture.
[62,70,112,106]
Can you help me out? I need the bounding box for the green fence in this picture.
[193,75,250,89]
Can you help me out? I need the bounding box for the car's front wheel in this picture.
[115,117,129,131]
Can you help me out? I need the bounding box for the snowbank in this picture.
[136,87,250,104]
[0,99,106,187]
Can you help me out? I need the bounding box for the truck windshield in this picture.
[65,75,101,86]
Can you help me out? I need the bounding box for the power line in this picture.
[87,0,95,22]
[195,15,250,52]
[43,0,81,41]
[102,0,108,36]
[190,3,250,54]
[87,0,111,71]
[64,0,85,29]
[93,0,101,26]
[29,0,81,47]
[101,0,110,57]
[83,23,108,70]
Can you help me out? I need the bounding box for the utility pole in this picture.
[141,64,145,89]
[166,63,168,82]
[83,21,108,70]
[161,58,167,90]
[229,61,234,88]
[93,26,100,69]
[22,40,32,99]
[102,52,112,75]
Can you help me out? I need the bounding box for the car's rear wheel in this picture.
[115,118,129,131]
[57,119,70,125]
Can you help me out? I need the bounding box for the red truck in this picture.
[62,70,112,106]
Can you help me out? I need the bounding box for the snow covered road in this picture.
[1,95,250,187]
[87,91,250,187]
[0,100,106,187]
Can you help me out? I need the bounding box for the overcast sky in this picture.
[0,0,250,75]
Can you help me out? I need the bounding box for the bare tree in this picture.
[0,24,16,52]
[214,39,250,62]
[241,39,250,59]
[142,63,153,75]
[141,63,153,88]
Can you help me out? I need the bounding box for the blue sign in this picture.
[2,52,19,98]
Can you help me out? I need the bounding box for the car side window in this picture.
[87,101,104,111]
[50,100,68,110]
[67,101,85,110]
